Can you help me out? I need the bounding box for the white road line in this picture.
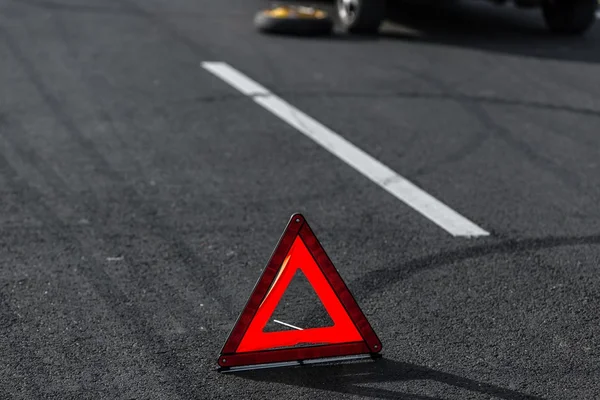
[202,62,490,238]
[273,320,304,330]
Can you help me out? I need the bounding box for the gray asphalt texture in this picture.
[1,0,600,398]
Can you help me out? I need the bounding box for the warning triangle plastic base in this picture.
[217,213,382,371]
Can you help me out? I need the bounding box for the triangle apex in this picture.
[289,213,306,224]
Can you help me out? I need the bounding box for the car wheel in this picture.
[254,6,334,36]
[542,0,597,35]
[336,0,387,35]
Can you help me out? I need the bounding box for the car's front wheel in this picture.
[336,0,387,34]
[542,0,597,35]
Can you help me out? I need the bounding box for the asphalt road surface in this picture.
[1,0,600,399]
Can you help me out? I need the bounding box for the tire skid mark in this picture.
[411,121,487,178]
[0,290,18,331]
[351,233,600,302]
[0,272,112,397]
[12,0,141,16]
[0,150,203,399]
[180,90,600,119]
[0,114,208,332]
[383,68,491,179]
[473,101,600,205]
[398,64,600,204]
[354,75,493,179]
[0,157,107,399]
[0,291,40,400]
[0,19,220,397]
[300,62,599,325]
[48,11,234,327]
[13,0,239,19]
[0,118,111,396]
[0,22,235,320]
[110,0,218,61]
[297,232,600,328]
[51,11,135,159]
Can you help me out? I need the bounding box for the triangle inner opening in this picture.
[263,268,334,333]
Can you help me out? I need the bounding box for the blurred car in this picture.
[336,0,598,35]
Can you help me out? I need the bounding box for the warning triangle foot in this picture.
[217,213,382,371]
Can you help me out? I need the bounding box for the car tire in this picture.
[336,0,387,35]
[254,6,334,36]
[542,0,597,35]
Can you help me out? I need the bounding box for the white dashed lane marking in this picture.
[202,62,490,238]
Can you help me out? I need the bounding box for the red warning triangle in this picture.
[218,213,382,370]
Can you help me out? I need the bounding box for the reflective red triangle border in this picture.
[217,213,382,370]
